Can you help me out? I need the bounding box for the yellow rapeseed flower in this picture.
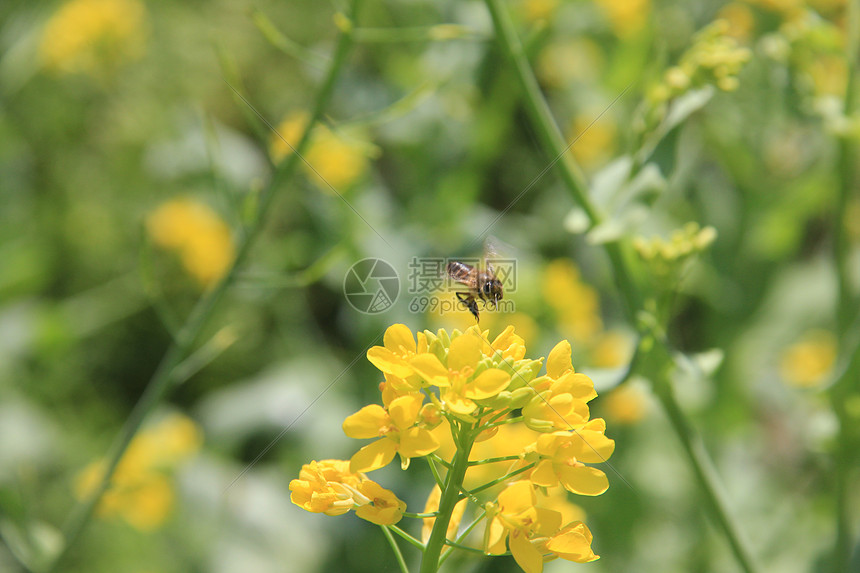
[75,413,202,531]
[604,383,649,424]
[779,330,837,388]
[542,260,603,343]
[594,0,651,38]
[270,111,371,194]
[39,0,147,76]
[146,197,235,288]
[569,111,617,170]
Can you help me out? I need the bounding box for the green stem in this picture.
[652,370,759,573]
[483,1,759,571]
[831,1,859,570]
[482,0,641,319]
[43,4,362,571]
[420,425,475,573]
[381,525,410,573]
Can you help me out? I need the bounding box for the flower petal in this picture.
[384,323,416,355]
[546,521,598,563]
[557,464,609,496]
[530,459,559,488]
[367,346,413,378]
[546,340,573,379]
[410,353,450,386]
[466,369,512,400]
[399,426,440,458]
[510,530,544,573]
[349,438,398,473]
[389,394,423,429]
[342,404,388,439]
[447,333,482,372]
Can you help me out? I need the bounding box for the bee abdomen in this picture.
[446,261,474,282]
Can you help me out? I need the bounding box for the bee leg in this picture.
[455,292,480,322]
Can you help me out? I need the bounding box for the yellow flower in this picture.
[545,521,599,564]
[289,459,363,516]
[569,112,617,170]
[39,0,147,76]
[289,460,406,525]
[146,198,235,288]
[366,323,429,380]
[779,330,837,388]
[523,341,597,432]
[520,0,559,22]
[353,480,407,525]
[590,330,633,368]
[270,111,371,193]
[594,0,651,38]
[528,420,615,496]
[75,413,202,531]
[409,331,512,417]
[542,260,602,343]
[343,394,440,472]
[604,383,648,424]
[484,481,567,573]
[718,3,756,41]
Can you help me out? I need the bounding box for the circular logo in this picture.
[343,258,399,314]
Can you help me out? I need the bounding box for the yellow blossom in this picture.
[523,341,597,432]
[590,330,633,368]
[289,459,406,525]
[367,323,429,380]
[520,0,559,23]
[605,383,648,424]
[270,111,371,193]
[779,330,837,388]
[594,0,651,38]
[542,260,603,342]
[343,394,440,472]
[569,112,617,170]
[146,198,235,287]
[75,413,202,531]
[39,0,147,76]
[528,420,615,496]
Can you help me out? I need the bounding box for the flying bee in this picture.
[446,245,504,323]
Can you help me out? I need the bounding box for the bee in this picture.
[446,246,504,323]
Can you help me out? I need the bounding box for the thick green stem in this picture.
[44,4,361,571]
[652,371,759,573]
[420,426,474,573]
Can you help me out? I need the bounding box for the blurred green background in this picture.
[1,0,859,571]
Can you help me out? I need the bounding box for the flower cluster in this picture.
[75,413,202,531]
[292,324,614,573]
[649,19,752,104]
[633,222,717,277]
[146,197,235,288]
[39,0,147,77]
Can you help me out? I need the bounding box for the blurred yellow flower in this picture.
[719,3,756,41]
[594,0,651,38]
[537,39,604,89]
[779,330,837,388]
[569,111,617,170]
[604,384,648,425]
[520,0,559,22]
[542,259,602,343]
[146,198,235,288]
[590,330,632,368]
[39,0,147,76]
[75,413,202,531]
[806,53,848,96]
[270,111,371,194]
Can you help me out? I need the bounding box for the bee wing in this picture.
[483,235,514,274]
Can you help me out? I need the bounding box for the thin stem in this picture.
[651,370,759,573]
[388,524,425,550]
[427,456,447,489]
[438,511,488,567]
[831,1,859,570]
[43,3,362,571]
[483,1,759,571]
[381,526,410,573]
[466,462,535,497]
[420,426,475,573]
[482,0,641,320]
[467,455,521,466]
